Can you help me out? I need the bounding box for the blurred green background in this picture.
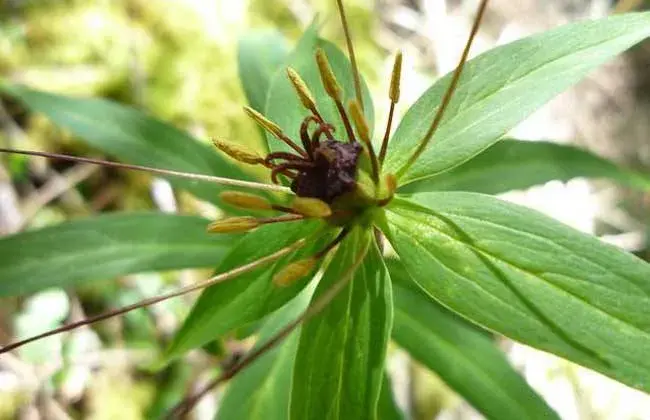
[0,1,384,418]
[2,0,650,419]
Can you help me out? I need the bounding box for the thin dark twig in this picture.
[0,148,291,193]
[168,236,370,419]
[0,240,306,354]
[397,0,489,178]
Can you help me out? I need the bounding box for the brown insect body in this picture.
[265,115,363,204]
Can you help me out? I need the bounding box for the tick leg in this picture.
[265,152,305,164]
[271,161,316,184]
[300,116,321,158]
[311,122,335,146]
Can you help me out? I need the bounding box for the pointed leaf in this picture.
[385,192,650,392]
[0,213,228,296]
[291,228,393,420]
[217,284,315,420]
[166,220,328,359]
[265,26,374,152]
[384,12,650,185]
[2,84,252,204]
[388,259,558,420]
[238,30,290,114]
[400,139,650,195]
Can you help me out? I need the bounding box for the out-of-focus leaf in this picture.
[15,289,69,363]
[385,192,650,393]
[378,373,406,420]
[388,259,558,420]
[384,12,650,185]
[0,213,228,296]
[217,284,315,420]
[238,30,290,114]
[291,229,392,419]
[2,84,252,205]
[400,139,650,194]
[166,220,327,360]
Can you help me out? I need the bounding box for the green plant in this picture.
[2,0,650,418]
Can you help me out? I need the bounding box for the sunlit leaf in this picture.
[291,228,392,419]
[0,213,229,296]
[2,84,252,205]
[400,139,650,195]
[385,192,650,392]
[217,284,315,420]
[384,12,650,185]
[166,220,327,360]
[388,259,559,420]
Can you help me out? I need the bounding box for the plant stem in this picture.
[336,0,364,111]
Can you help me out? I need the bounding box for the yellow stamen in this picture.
[389,51,403,104]
[377,173,397,206]
[219,191,272,211]
[243,106,283,139]
[379,52,403,166]
[291,197,332,218]
[385,173,397,195]
[272,257,318,287]
[348,99,370,145]
[207,216,259,233]
[349,99,379,182]
[212,139,264,165]
[315,48,342,102]
[287,68,318,113]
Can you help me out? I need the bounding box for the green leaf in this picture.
[2,84,252,204]
[166,220,328,360]
[384,12,650,185]
[238,30,290,114]
[0,213,228,296]
[378,373,406,420]
[400,139,650,195]
[291,228,392,420]
[388,259,558,420]
[385,192,650,392]
[265,25,374,152]
[217,283,315,420]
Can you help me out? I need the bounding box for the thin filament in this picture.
[0,148,292,194]
[379,103,395,165]
[335,0,364,111]
[0,239,306,355]
[335,101,357,143]
[396,0,489,178]
[169,234,370,418]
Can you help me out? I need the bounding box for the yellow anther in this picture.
[389,51,403,103]
[385,173,397,195]
[207,216,259,233]
[212,138,264,165]
[291,197,332,218]
[243,106,283,139]
[348,99,370,145]
[219,191,272,211]
[287,68,318,113]
[315,48,342,101]
[272,258,318,287]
